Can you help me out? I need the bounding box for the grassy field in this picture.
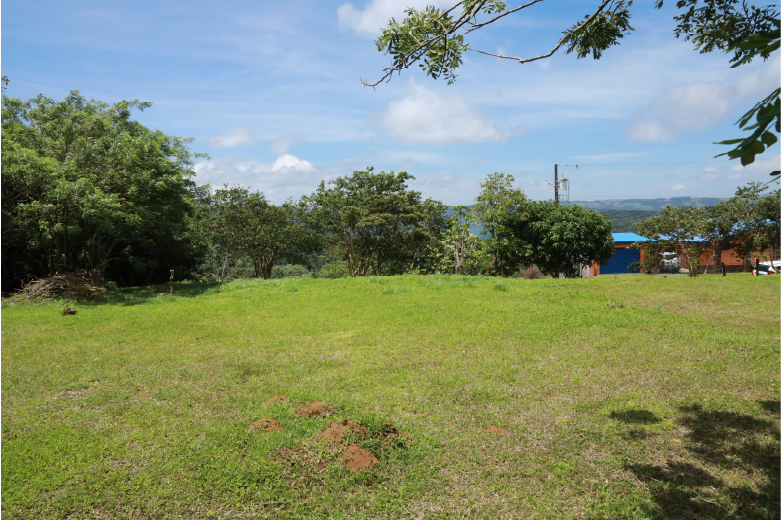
[2,274,779,519]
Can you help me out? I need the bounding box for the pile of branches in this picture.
[16,270,106,301]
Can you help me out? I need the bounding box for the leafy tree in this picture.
[363,0,776,86]
[757,187,780,253]
[471,172,527,276]
[422,206,488,274]
[305,168,446,276]
[203,186,317,280]
[725,181,780,264]
[507,202,614,278]
[631,205,720,276]
[1,91,203,291]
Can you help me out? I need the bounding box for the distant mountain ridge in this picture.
[562,197,728,212]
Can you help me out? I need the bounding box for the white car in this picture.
[661,252,681,269]
[753,260,781,276]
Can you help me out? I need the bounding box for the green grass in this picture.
[2,274,779,519]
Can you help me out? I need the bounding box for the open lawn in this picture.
[2,274,779,519]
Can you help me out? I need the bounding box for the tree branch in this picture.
[468,0,613,63]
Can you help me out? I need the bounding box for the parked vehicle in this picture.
[752,260,781,276]
[661,252,681,269]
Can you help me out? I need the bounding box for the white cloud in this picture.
[378,82,519,144]
[208,126,253,148]
[194,154,318,202]
[626,55,780,143]
[337,0,452,36]
[626,120,674,143]
[671,184,688,192]
[271,153,314,171]
[271,135,306,156]
[703,166,719,171]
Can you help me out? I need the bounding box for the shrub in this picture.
[317,261,350,279]
[523,266,542,279]
[270,264,311,279]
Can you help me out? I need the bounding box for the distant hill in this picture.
[446,197,727,236]
[595,210,658,233]
[563,197,727,212]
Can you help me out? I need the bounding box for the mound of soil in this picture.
[318,419,368,444]
[340,444,379,472]
[262,395,290,406]
[295,401,335,418]
[482,426,508,436]
[247,418,280,432]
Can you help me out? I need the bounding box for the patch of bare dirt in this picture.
[271,418,407,477]
[317,419,368,444]
[262,395,290,406]
[295,401,335,418]
[340,444,379,472]
[482,426,508,436]
[247,418,280,432]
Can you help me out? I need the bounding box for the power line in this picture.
[562,158,779,167]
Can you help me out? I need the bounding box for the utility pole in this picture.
[554,164,559,204]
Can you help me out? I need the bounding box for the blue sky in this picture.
[3,0,779,204]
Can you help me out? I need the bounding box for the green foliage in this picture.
[305,167,447,276]
[364,0,777,85]
[270,264,312,279]
[632,182,780,273]
[422,205,488,275]
[631,206,720,276]
[714,18,779,172]
[724,182,780,262]
[508,202,614,278]
[757,187,780,250]
[200,186,318,280]
[1,91,203,291]
[317,260,351,278]
[660,0,778,64]
[471,173,527,276]
[564,0,635,59]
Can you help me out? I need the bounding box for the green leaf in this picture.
[761,131,778,146]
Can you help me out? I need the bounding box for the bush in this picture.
[317,261,350,279]
[523,266,542,279]
[270,264,312,279]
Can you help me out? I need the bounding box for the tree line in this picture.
[631,182,780,276]
[3,91,776,292]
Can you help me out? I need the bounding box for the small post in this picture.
[755,258,760,274]
[169,269,174,295]
[722,263,726,276]
[554,164,559,204]
[220,253,229,285]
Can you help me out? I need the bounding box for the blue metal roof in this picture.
[612,232,650,243]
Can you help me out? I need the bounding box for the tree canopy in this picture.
[507,202,615,278]
[1,91,204,292]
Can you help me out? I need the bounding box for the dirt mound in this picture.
[318,419,368,444]
[340,444,379,472]
[262,395,290,406]
[295,401,335,418]
[482,426,508,436]
[247,418,280,432]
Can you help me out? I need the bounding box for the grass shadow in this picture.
[80,282,221,307]
[620,403,780,519]
[609,409,661,424]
